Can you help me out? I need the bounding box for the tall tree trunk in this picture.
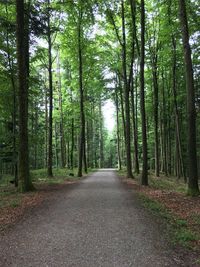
[70,117,74,170]
[34,102,38,169]
[140,0,148,185]
[99,101,104,168]
[178,0,199,196]
[54,123,58,168]
[152,55,159,177]
[161,69,168,175]
[16,0,33,192]
[83,139,87,173]
[172,37,186,181]
[57,50,66,168]
[77,9,86,177]
[86,120,90,168]
[130,81,139,174]
[115,89,122,170]
[129,0,139,174]
[118,75,126,141]
[47,0,53,177]
[44,81,48,169]
[69,88,74,170]
[130,0,140,56]
[121,0,133,178]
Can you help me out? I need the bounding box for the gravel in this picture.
[0,169,194,266]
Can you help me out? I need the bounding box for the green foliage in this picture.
[191,214,200,226]
[187,188,200,197]
[9,199,20,208]
[148,175,187,193]
[0,0,199,194]
[31,168,76,183]
[173,229,198,246]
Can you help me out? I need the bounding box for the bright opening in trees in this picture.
[102,100,115,133]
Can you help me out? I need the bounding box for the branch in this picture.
[106,6,123,47]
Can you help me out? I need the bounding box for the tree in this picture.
[47,0,53,177]
[121,0,133,178]
[0,0,199,197]
[16,0,33,192]
[140,0,148,185]
[77,4,86,177]
[178,0,199,196]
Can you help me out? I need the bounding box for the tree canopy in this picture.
[0,0,199,196]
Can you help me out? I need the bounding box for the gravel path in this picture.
[0,170,192,266]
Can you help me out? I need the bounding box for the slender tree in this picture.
[115,88,122,170]
[77,6,86,177]
[130,0,139,174]
[99,101,104,168]
[121,0,133,178]
[47,0,53,177]
[57,50,66,168]
[140,0,148,185]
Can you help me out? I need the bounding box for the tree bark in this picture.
[47,0,53,177]
[171,37,186,181]
[99,101,104,168]
[77,8,86,177]
[178,0,199,195]
[57,50,66,168]
[150,52,160,177]
[115,89,122,170]
[121,0,133,178]
[140,0,148,185]
[129,0,139,174]
[118,74,126,142]
[16,0,33,192]
[130,81,139,174]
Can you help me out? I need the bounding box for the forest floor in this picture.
[119,170,200,256]
[0,169,199,266]
[0,168,87,232]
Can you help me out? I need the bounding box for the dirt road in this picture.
[0,170,193,266]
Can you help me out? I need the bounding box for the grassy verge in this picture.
[31,168,80,185]
[118,169,200,252]
[0,168,95,209]
[118,168,187,193]
[138,193,199,248]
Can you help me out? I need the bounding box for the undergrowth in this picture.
[0,168,95,209]
[118,168,187,193]
[138,193,199,248]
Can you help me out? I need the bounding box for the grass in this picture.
[31,168,74,184]
[0,168,95,210]
[118,168,187,193]
[138,193,199,248]
[119,168,200,251]
[9,199,20,208]
[0,192,21,209]
[0,174,15,187]
[191,214,200,226]
[148,175,187,193]
[31,167,95,185]
[31,167,96,185]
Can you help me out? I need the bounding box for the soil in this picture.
[121,176,200,250]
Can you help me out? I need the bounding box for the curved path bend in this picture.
[0,170,191,266]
